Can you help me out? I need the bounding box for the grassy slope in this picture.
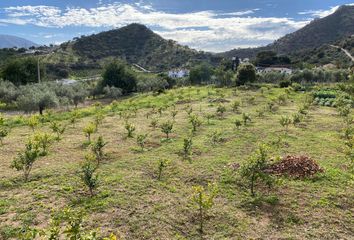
[0,86,353,239]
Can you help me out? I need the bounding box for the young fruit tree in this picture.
[125,122,136,138]
[279,116,292,132]
[182,137,193,160]
[160,121,174,139]
[137,134,148,151]
[50,121,66,141]
[91,136,107,165]
[27,115,40,132]
[11,140,41,182]
[80,154,99,197]
[189,114,202,133]
[83,122,97,143]
[239,144,274,196]
[0,127,9,145]
[32,132,53,156]
[216,104,226,118]
[191,183,218,236]
[157,159,169,180]
[242,113,252,126]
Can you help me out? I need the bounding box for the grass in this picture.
[0,85,353,239]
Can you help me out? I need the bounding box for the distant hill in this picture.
[0,35,38,49]
[221,5,354,66]
[64,23,220,71]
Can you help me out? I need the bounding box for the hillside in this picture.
[222,5,354,65]
[0,35,38,49]
[69,23,221,71]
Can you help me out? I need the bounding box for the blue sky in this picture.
[0,0,353,52]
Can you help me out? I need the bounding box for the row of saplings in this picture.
[5,93,352,239]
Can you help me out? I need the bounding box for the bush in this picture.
[160,121,174,139]
[236,63,256,86]
[100,61,137,94]
[239,144,274,196]
[91,136,107,165]
[279,79,291,88]
[189,63,213,85]
[80,154,99,196]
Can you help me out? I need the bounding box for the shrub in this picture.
[100,60,137,94]
[83,122,97,143]
[137,133,148,151]
[11,140,41,182]
[80,154,99,196]
[231,100,241,112]
[171,110,178,120]
[50,121,66,141]
[216,104,226,118]
[292,113,302,126]
[32,132,53,156]
[279,79,291,88]
[189,63,213,85]
[125,122,136,138]
[91,136,107,165]
[27,115,40,132]
[235,63,256,86]
[191,183,218,235]
[239,144,273,196]
[160,121,174,139]
[279,116,292,132]
[0,126,8,143]
[150,118,158,129]
[157,159,169,180]
[182,137,193,160]
[209,131,224,145]
[242,113,251,125]
[234,119,242,129]
[189,114,202,133]
[205,113,214,125]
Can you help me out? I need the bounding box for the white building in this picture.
[257,67,293,75]
[168,69,190,78]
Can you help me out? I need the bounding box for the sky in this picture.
[0,0,353,52]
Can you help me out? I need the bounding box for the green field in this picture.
[0,85,353,239]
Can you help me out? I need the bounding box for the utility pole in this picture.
[37,57,41,83]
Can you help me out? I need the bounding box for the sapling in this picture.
[0,127,9,145]
[137,134,148,151]
[83,122,96,143]
[292,113,302,127]
[209,131,224,145]
[27,115,40,132]
[216,104,226,118]
[160,121,174,139]
[171,110,178,120]
[11,140,41,182]
[239,144,273,196]
[80,154,99,196]
[205,113,214,125]
[70,110,79,127]
[157,159,169,180]
[234,119,242,130]
[150,118,158,129]
[189,114,202,133]
[125,122,136,138]
[231,100,241,112]
[186,106,193,116]
[279,116,292,132]
[32,132,53,156]
[191,183,218,236]
[182,137,193,160]
[242,113,251,125]
[91,136,107,165]
[50,121,66,141]
[94,113,104,130]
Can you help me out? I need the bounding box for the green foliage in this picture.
[239,144,274,196]
[292,113,302,126]
[182,137,193,160]
[160,121,174,139]
[125,122,136,138]
[80,154,99,196]
[189,63,213,85]
[100,61,137,94]
[83,123,96,143]
[27,115,40,132]
[136,133,148,151]
[31,132,54,156]
[149,118,158,129]
[279,116,292,132]
[189,114,202,133]
[231,100,241,112]
[234,119,242,129]
[236,63,256,86]
[209,130,224,145]
[205,113,214,125]
[91,136,107,165]
[11,139,41,182]
[1,57,44,85]
[171,110,178,120]
[242,113,252,125]
[191,183,218,235]
[157,159,169,181]
[216,104,226,118]
[0,127,9,145]
[50,121,66,141]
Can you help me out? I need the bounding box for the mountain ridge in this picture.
[0,34,38,49]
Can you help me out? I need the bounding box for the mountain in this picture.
[222,5,354,63]
[0,35,38,49]
[67,23,221,71]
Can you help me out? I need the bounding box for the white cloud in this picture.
[298,3,354,18]
[1,2,310,52]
